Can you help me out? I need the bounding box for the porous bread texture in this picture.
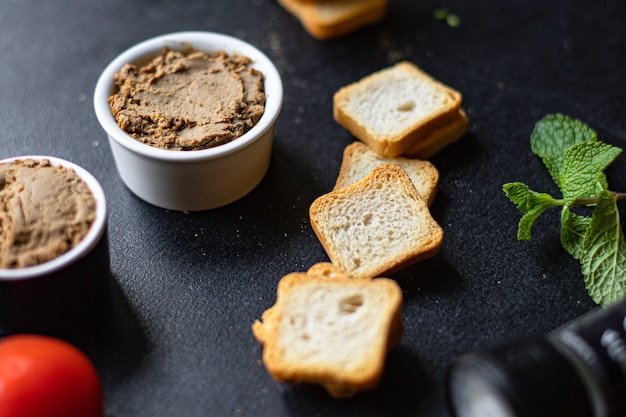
[310,164,443,280]
[252,266,403,398]
[334,141,439,206]
[277,0,388,40]
[333,61,463,157]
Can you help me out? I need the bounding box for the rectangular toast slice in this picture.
[333,61,462,157]
[277,0,388,40]
[310,164,443,280]
[252,265,403,398]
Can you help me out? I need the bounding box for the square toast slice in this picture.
[277,0,388,40]
[310,163,443,280]
[252,264,403,398]
[334,61,462,157]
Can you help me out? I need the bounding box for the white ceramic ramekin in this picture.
[0,156,110,340]
[93,31,283,211]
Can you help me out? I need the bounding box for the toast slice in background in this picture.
[334,141,439,206]
[333,61,463,157]
[310,164,443,280]
[277,0,388,40]
[252,266,403,398]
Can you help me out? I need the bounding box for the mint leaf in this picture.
[580,190,626,306]
[560,141,621,205]
[561,207,591,259]
[504,114,625,306]
[530,114,598,187]
[518,206,551,241]
[503,182,558,240]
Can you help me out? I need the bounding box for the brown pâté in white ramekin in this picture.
[107,48,266,151]
[0,159,96,268]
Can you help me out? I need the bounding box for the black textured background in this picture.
[1,0,625,416]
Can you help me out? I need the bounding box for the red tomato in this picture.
[0,334,103,417]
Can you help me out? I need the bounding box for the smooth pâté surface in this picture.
[108,48,265,151]
[0,159,96,268]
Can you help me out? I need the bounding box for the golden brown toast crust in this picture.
[334,141,440,206]
[277,0,388,40]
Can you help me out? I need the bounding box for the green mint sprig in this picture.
[503,113,626,306]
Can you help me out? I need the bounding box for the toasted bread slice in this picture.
[333,61,462,157]
[305,262,350,279]
[252,267,403,398]
[334,141,439,206]
[310,164,443,280]
[401,109,468,159]
[277,0,388,40]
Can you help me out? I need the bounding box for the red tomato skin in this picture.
[0,334,103,417]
